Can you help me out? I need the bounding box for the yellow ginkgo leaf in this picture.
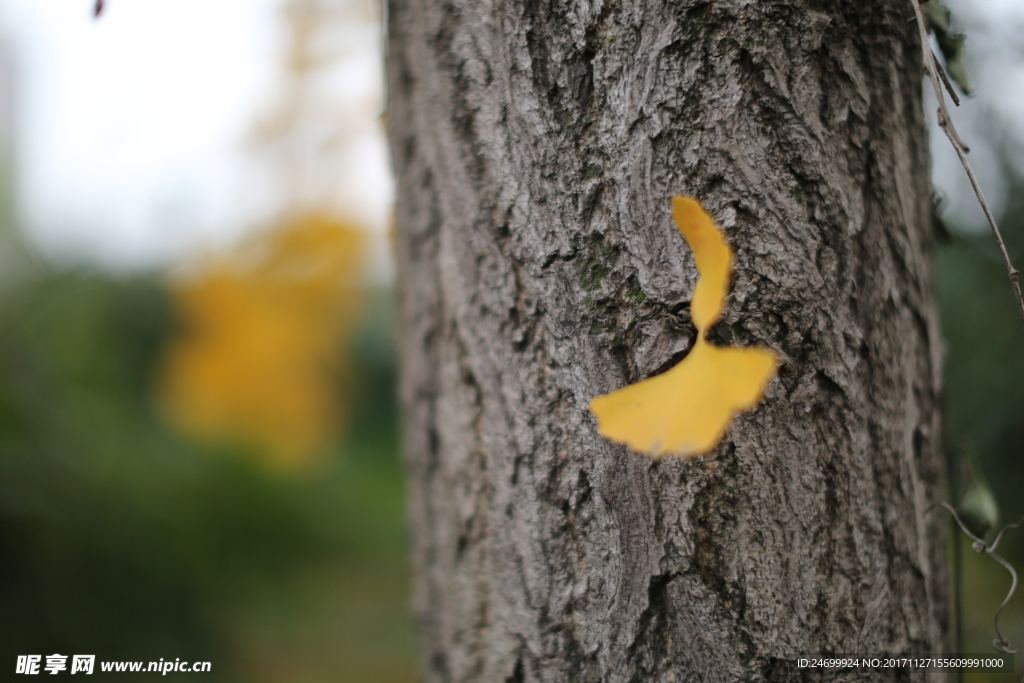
[589,196,777,458]
[590,338,776,458]
[159,213,365,468]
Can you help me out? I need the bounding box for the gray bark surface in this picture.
[387,0,950,680]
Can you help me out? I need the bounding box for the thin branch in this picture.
[930,502,1022,654]
[990,512,1024,555]
[932,502,984,547]
[989,552,1019,653]
[931,48,961,107]
[909,0,1024,334]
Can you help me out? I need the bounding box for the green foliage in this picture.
[939,235,1024,520]
[924,0,971,95]
[0,274,413,682]
[938,177,1024,675]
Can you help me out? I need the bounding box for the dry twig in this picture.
[909,0,1024,334]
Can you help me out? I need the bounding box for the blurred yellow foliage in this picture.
[159,213,365,468]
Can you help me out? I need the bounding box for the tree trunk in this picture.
[387,0,950,680]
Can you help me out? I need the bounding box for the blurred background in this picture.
[0,1,413,681]
[0,0,1023,681]
[929,1,1024,681]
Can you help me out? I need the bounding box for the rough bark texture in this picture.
[387,0,950,680]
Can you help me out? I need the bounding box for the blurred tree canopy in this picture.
[0,268,415,682]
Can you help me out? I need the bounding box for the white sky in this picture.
[0,0,393,277]
[0,0,1021,273]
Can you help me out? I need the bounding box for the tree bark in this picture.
[387,0,950,680]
